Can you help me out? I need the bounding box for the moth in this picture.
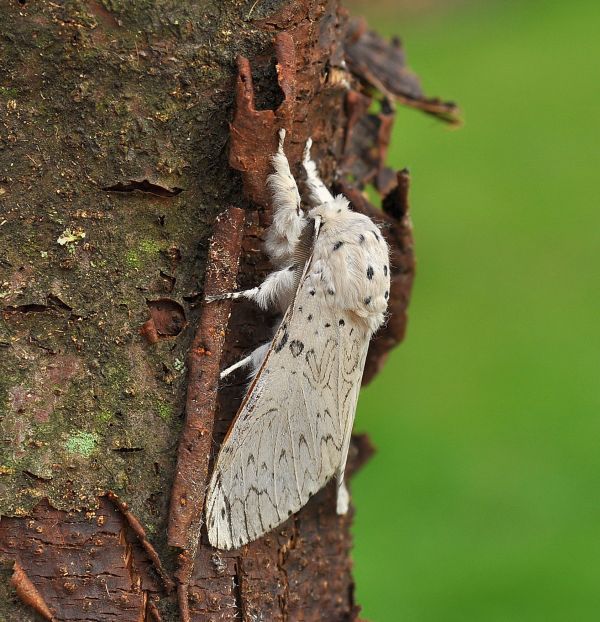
[205,129,390,550]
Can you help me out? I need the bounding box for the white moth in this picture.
[205,129,390,550]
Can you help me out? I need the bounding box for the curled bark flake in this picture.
[342,90,396,193]
[345,17,460,124]
[11,560,56,622]
[167,207,245,621]
[229,33,296,207]
[144,298,187,338]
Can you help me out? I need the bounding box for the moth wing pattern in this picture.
[205,265,371,550]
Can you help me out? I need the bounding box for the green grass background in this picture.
[349,0,600,620]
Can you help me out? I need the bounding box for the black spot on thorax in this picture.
[366,266,374,280]
[333,241,344,251]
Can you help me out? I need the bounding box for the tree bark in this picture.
[0,1,456,620]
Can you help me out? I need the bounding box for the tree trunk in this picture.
[0,1,456,620]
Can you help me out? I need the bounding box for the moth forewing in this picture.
[205,251,371,549]
[205,133,391,550]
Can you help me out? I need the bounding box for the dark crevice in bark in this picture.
[102,180,184,198]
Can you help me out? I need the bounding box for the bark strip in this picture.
[167,207,246,618]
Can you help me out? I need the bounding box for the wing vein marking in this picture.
[272,410,282,521]
[299,374,319,494]
[286,407,303,505]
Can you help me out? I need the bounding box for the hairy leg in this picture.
[265,129,307,266]
[206,263,298,312]
[220,342,270,380]
[303,137,334,207]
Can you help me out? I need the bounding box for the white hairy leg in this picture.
[205,288,259,304]
[265,129,307,266]
[220,342,270,380]
[207,264,298,380]
[206,263,298,312]
[303,137,334,207]
[220,354,253,379]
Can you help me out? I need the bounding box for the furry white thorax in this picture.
[307,195,389,333]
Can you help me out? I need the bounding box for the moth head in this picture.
[308,195,350,225]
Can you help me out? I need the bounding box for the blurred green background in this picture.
[348,0,600,620]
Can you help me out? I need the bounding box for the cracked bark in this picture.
[0,1,456,620]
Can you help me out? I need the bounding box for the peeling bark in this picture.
[0,0,455,619]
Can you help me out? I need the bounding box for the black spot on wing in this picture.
[384,290,389,299]
[327,289,335,295]
[289,340,304,357]
[372,230,380,242]
[274,331,289,353]
[383,265,388,276]
[307,314,313,321]
[358,234,365,243]
[333,241,344,251]
[364,296,371,305]
[338,319,345,326]
[366,266,374,280]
